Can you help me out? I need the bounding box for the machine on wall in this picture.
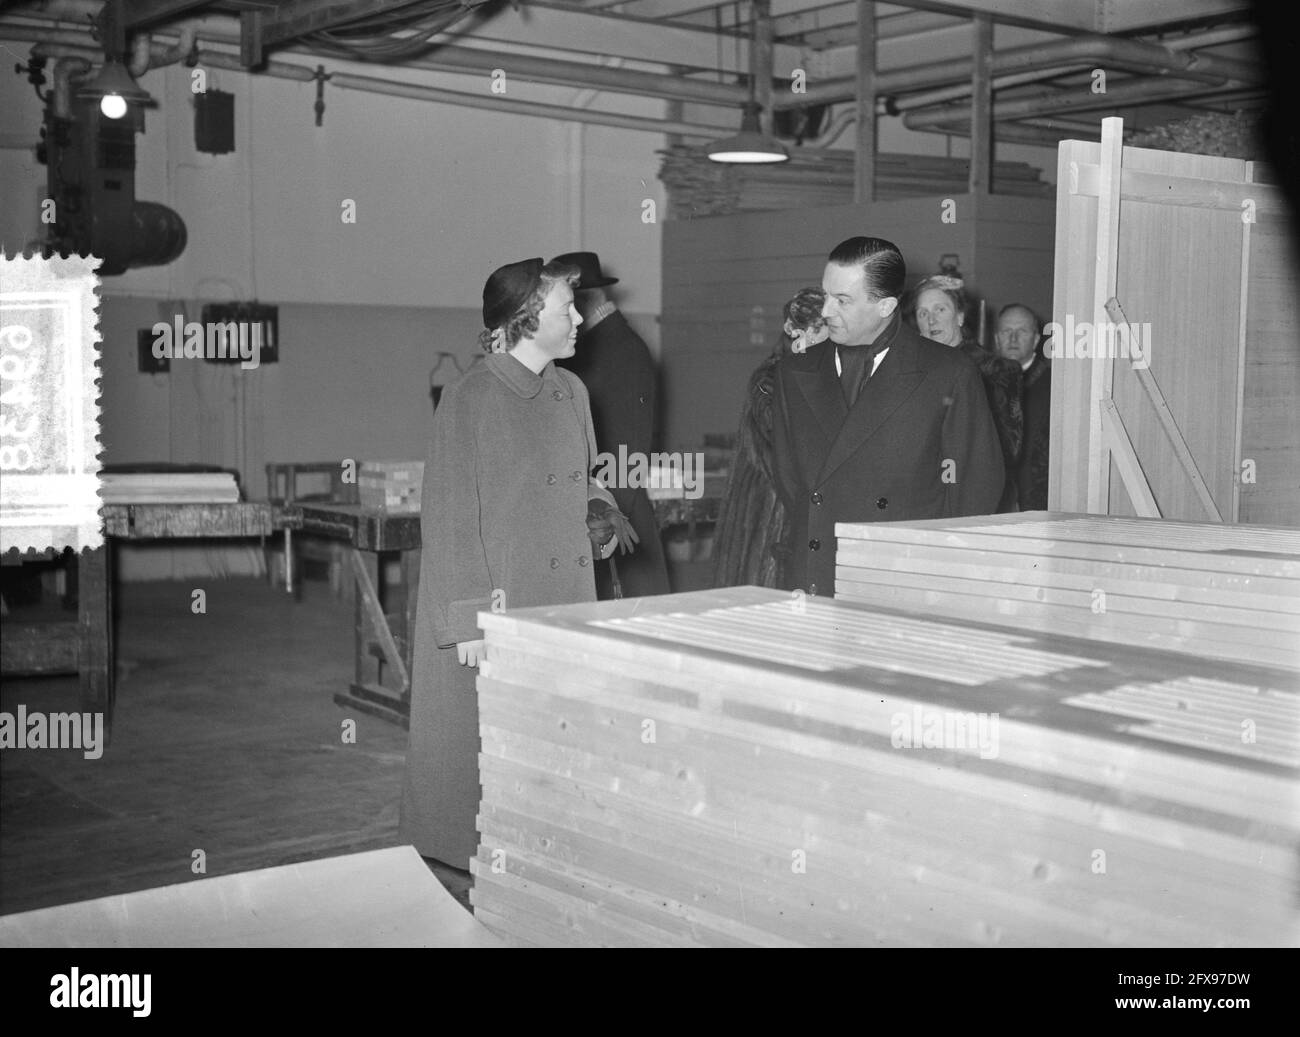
[40,94,188,277]
[27,0,188,277]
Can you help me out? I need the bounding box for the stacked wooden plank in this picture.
[834,512,1300,671]
[657,145,1053,219]
[100,471,239,504]
[468,586,1300,947]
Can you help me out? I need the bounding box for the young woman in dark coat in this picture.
[399,257,636,869]
[712,288,827,588]
[913,275,1023,512]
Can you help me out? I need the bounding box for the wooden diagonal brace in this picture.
[1105,297,1223,522]
[1100,399,1160,518]
[348,546,410,692]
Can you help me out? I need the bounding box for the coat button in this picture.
[578,556,589,567]
[552,390,564,400]
[572,470,583,481]
[810,491,823,505]
[809,538,820,551]
[547,474,557,485]
[638,394,647,404]
[876,497,889,510]
[550,557,559,569]
[808,583,818,595]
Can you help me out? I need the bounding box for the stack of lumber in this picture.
[834,512,1300,671]
[657,145,1053,218]
[469,586,1300,947]
[358,460,424,514]
[99,471,239,504]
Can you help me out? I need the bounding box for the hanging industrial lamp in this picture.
[707,100,788,163]
[75,56,152,119]
[706,1,787,164]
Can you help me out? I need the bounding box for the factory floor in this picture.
[0,552,715,924]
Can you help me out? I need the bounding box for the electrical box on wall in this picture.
[137,328,170,374]
[199,302,279,365]
[194,90,235,154]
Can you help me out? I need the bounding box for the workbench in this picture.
[280,493,726,728]
[1,491,727,739]
[0,503,276,738]
[282,502,421,728]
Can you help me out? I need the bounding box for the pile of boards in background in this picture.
[834,512,1300,670]
[656,145,1053,218]
[467,512,1299,947]
[100,471,240,504]
[356,460,424,514]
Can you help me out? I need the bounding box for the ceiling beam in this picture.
[119,0,212,28]
[253,0,481,49]
[1094,0,1253,34]
[871,0,1099,33]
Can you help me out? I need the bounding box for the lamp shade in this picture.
[75,57,152,114]
[706,102,789,164]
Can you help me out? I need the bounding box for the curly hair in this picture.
[783,286,826,332]
[478,260,581,353]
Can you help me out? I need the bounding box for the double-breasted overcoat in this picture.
[771,313,1004,594]
[398,351,613,868]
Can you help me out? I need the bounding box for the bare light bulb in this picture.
[100,93,128,119]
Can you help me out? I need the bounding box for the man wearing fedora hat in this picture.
[552,251,670,598]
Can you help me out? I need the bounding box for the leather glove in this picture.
[587,500,639,555]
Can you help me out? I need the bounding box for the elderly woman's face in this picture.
[915,288,963,346]
[534,281,583,359]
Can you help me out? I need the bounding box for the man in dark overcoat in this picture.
[995,303,1051,511]
[771,236,1004,595]
[553,251,670,599]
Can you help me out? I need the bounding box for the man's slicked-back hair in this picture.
[827,236,906,301]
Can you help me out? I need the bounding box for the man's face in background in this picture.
[996,307,1041,366]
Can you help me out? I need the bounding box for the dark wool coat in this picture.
[558,310,670,598]
[712,345,789,589]
[398,352,612,868]
[959,338,1024,512]
[1016,354,1052,510]
[771,313,1004,595]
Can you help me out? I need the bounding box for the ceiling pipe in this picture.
[909,118,1094,147]
[888,26,1259,116]
[3,9,1260,123]
[891,66,1093,112]
[1158,26,1258,50]
[29,41,727,139]
[903,75,1250,129]
[775,28,1262,110]
[126,30,150,76]
[0,18,748,108]
[51,53,91,118]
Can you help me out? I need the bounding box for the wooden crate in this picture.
[1050,128,1298,524]
[468,587,1300,947]
[835,512,1300,670]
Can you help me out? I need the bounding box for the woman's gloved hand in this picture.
[456,640,486,667]
[587,500,639,555]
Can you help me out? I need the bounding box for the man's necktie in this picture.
[838,343,885,407]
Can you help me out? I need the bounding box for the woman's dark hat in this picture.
[550,251,619,290]
[482,257,543,328]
